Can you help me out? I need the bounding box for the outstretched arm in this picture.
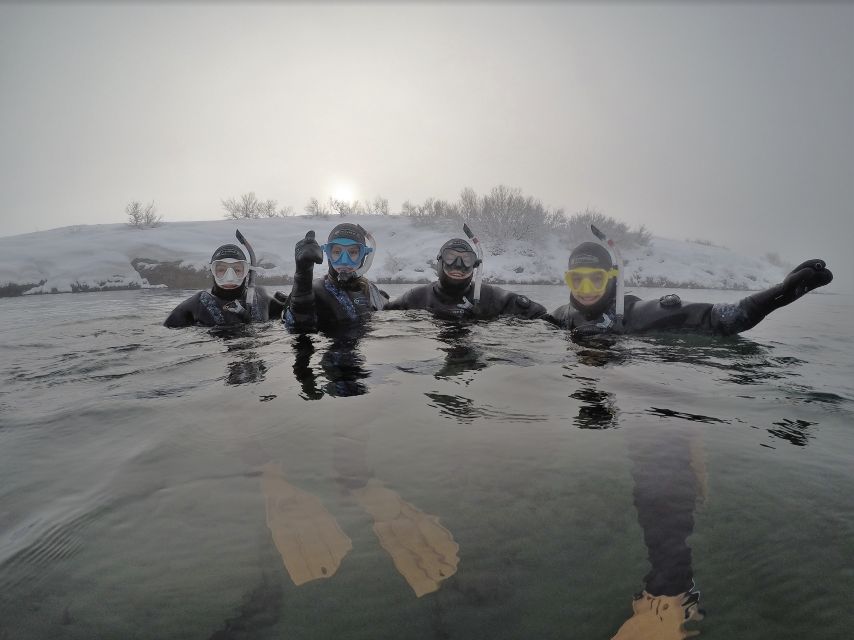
[716,259,833,335]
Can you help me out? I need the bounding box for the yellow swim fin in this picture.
[352,479,459,597]
[261,463,353,586]
[611,591,704,640]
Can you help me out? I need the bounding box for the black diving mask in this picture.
[439,249,478,271]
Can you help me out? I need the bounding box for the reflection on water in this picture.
[291,330,371,399]
[211,326,271,386]
[433,324,487,382]
[767,418,817,447]
[267,326,459,599]
[0,288,851,639]
[571,387,619,429]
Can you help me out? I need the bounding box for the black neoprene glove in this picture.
[739,259,833,323]
[295,230,323,273]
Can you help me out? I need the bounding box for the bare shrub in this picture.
[471,185,559,243]
[399,186,651,249]
[126,200,162,228]
[222,192,261,219]
[222,193,294,219]
[563,208,652,248]
[364,196,389,215]
[328,198,368,216]
[305,198,331,218]
[258,199,279,218]
[400,197,459,227]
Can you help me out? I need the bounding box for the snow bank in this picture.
[0,217,787,296]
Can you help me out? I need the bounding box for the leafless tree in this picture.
[222,192,262,219]
[328,198,367,216]
[257,199,279,218]
[305,197,331,218]
[126,200,162,228]
[363,196,389,215]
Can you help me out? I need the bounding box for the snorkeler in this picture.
[164,231,287,328]
[385,225,548,321]
[284,223,387,332]
[550,226,833,337]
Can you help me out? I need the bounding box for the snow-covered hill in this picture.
[0,216,788,296]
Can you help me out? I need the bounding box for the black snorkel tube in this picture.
[462,223,484,306]
[235,228,257,314]
[590,224,624,331]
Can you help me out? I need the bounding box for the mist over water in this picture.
[0,286,852,639]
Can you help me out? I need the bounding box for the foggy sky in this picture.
[1,2,852,291]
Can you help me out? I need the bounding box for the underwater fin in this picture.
[261,463,352,586]
[352,479,459,597]
[611,590,704,640]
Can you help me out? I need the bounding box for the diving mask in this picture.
[439,248,479,272]
[564,267,618,295]
[322,238,373,270]
[211,258,250,288]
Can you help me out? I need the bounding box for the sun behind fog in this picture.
[330,182,356,203]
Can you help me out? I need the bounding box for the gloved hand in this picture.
[295,230,323,272]
[778,259,834,305]
[741,259,833,321]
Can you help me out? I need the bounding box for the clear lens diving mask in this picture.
[211,259,249,288]
[322,238,372,270]
[564,267,618,296]
[439,248,479,271]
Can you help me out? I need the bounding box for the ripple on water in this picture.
[0,288,852,640]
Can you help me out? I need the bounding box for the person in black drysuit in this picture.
[385,238,548,321]
[550,241,833,338]
[284,224,387,332]
[164,244,287,328]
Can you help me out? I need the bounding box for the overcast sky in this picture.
[1,2,852,290]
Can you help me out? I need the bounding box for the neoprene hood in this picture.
[437,238,478,294]
[568,241,617,317]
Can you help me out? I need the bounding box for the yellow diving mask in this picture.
[564,267,618,295]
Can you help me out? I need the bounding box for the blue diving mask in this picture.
[322,238,373,270]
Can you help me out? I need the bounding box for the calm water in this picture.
[1,285,852,640]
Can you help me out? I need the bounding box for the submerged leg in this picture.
[612,426,706,639]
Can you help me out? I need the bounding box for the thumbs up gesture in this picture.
[295,230,323,271]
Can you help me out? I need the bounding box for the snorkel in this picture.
[235,229,257,310]
[354,224,375,278]
[590,224,624,330]
[462,223,484,306]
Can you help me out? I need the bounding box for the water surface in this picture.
[1,286,852,639]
